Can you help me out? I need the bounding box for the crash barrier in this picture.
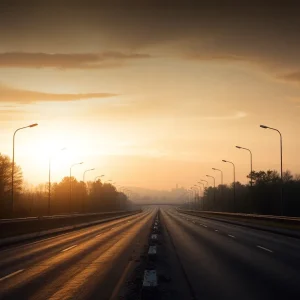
[0,210,141,242]
[177,209,300,238]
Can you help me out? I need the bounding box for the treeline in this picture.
[0,153,131,218]
[186,170,300,217]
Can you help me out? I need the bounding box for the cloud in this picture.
[184,54,253,62]
[0,52,151,69]
[203,111,247,120]
[0,109,29,122]
[0,84,117,104]
[278,71,300,84]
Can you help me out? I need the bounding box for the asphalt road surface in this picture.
[2,206,300,300]
[161,207,300,300]
[0,208,156,300]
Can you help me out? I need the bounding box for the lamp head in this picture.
[236,146,241,149]
[260,125,268,129]
[29,123,38,128]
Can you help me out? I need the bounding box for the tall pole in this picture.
[222,160,236,212]
[12,123,38,216]
[260,125,283,214]
[69,162,83,213]
[48,148,66,216]
[200,179,209,211]
[206,175,216,210]
[83,168,95,182]
[198,182,205,210]
[212,168,223,210]
[236,146,252,187]
[95,175,104,181]
[212,168,223,185]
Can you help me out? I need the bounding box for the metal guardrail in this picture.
[0,210,142,247]
[0,210,133,224]
[177,209,300,224]
[0,210,142,240]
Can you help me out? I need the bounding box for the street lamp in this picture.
[222,159,236,212]
[83,168,95,182]
[206,175,216,209]
[48,147,66,215]
[260,124,283,214]
[94,175,104,181]
[236,146,253,187]
[12,123,38,215]
[212,168,223,185]
[200,179,209,187]
[69,162,83,213]
[198,182,205,210]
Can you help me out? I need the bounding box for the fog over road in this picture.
[162,208,300,300]
[0,208,156,300]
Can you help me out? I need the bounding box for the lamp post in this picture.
[200,179,209,210]
[193,184,200,209]
[83,168,95,182]
[95,175,104,181]
[260,124,283,215]
[236,146,253,187]
[69,162,83,213]
[222,159,236,212]
[212,168,223,209]
[48,147,66,215]
[12,123,38,215]
[212,168,223,185]
[82,168,95,213]
[198,182,205,210]
[206,175,216,209]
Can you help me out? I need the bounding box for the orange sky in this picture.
[1,1,300,190]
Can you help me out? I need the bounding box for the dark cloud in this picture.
[0,1,300,83]
[278,72,300,84]
[0,52,150,69]
[0,84,117,103]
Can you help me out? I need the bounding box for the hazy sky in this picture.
[1,1,300,190]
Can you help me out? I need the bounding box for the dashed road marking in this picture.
[228,234,235,238]
[0,269,24,282]
[257,245,273,253]
[215,230,219,232]
[61,245,77,252]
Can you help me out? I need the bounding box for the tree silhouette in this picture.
[0,153,23,217]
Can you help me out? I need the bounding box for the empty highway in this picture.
[1,206,300,300]
[161,207,300,300]
[0,208,156,300]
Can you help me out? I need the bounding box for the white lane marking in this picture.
[215,230,219,232]
[201,224,207,228]
[61,245,77,252]
[0,269,24,282]
[257,245,273,253]
[228,234,235,238]
[192,221,196,223]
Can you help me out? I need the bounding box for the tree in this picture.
[0,153,23,217]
